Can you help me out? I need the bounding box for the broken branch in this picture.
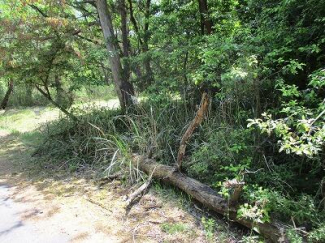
[177,92,209,170]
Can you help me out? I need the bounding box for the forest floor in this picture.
[0,104,246,243]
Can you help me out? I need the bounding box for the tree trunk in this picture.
[54,75,73,109]
[0,80,14,110]
[96,0,134,110]
[54,74,64,105]
[128,0,154,88]
[131,154,289,242]
[119,0,131,81]
[25,84,33,105]
[143,0,154,86]
[197,0,213,35]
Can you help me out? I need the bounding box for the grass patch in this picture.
[20,131,43,147]
[0,107,59,133]
[161,222,189,234]
[153,181,192,209]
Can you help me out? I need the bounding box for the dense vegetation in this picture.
[1,0,324,241]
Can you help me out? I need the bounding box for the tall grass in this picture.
[33,100,192,171]
[33,97,257,178]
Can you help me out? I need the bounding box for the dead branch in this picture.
[177,92,209,170]
[223,178,245,206]
[125,168,156,213]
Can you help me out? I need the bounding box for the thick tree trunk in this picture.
[0,80,14,110]
[96,0,134,110]
[131,154,289,242]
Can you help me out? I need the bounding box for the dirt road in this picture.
[0,129,121,243]
[0,184,70,243]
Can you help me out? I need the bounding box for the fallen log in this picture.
[131,154,288,242]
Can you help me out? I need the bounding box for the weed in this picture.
[241,235,263,243]
[201,217,215,242]
[153,181,192,209]
[308,223,325,242]
[286,229,303,243]
[161,222,188,234]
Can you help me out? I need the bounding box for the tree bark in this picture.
[131,154,289,242]
[0,80,14,110]
[96,0,134,110]
[143,0,154,86]
[119,0,131,81]
[54,74,64,105]
[125,177,152,213]
[54,75,73,109]
[197,0,213,35]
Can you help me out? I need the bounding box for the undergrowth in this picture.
[33,98,325,242]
